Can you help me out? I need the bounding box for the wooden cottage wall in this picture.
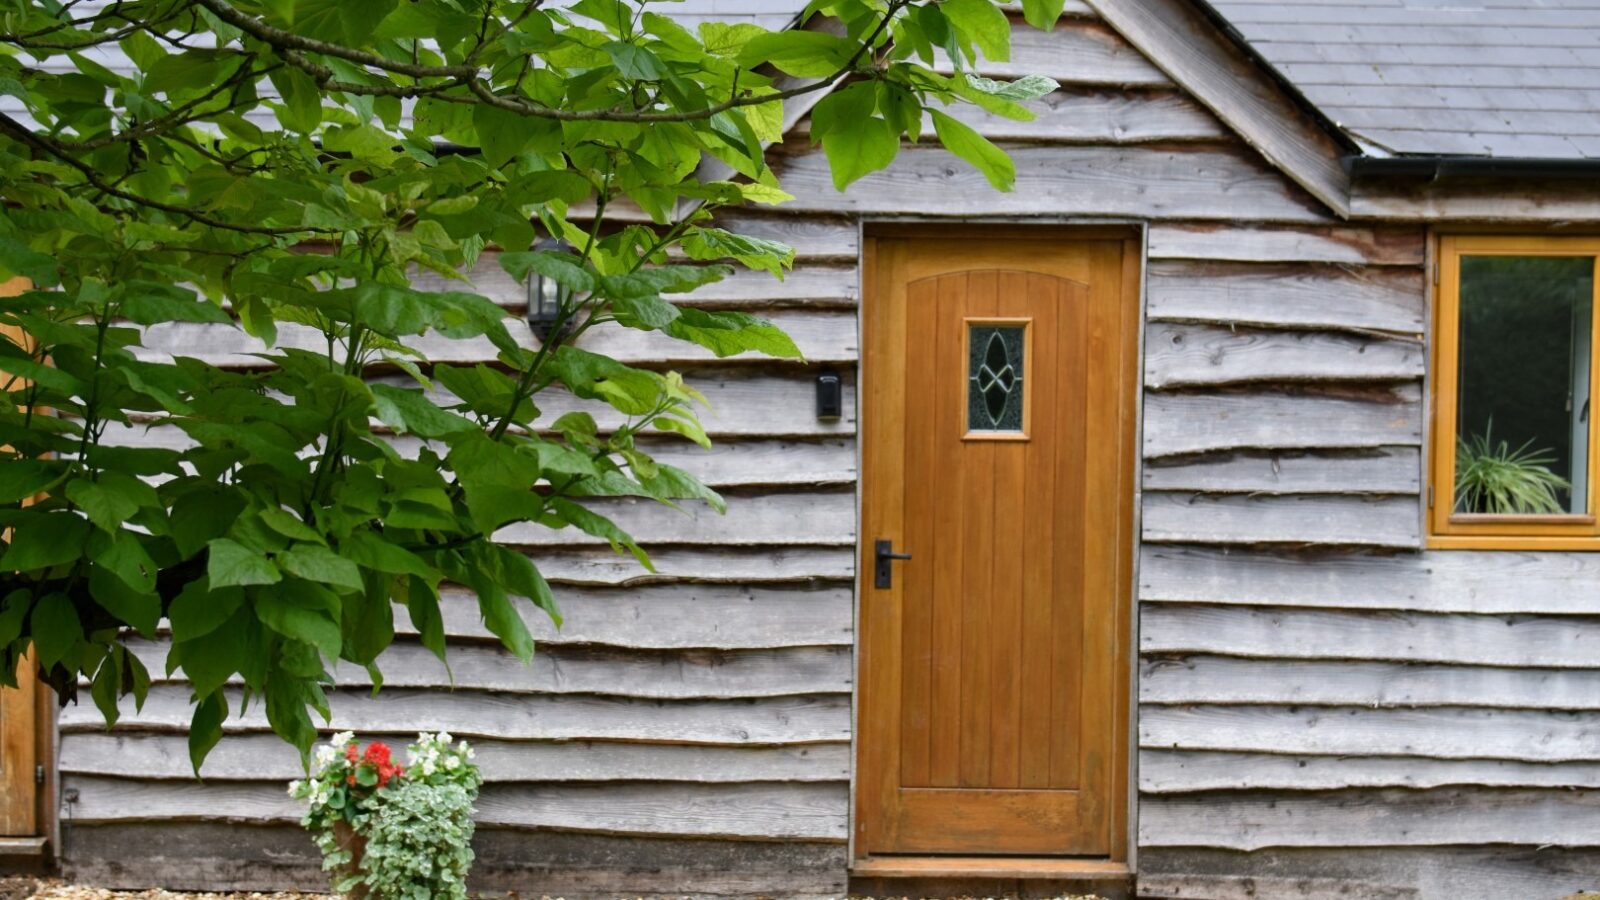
[55,210,861,895]
[50,6,1600,899]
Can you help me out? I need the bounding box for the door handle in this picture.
[874,539,912,589]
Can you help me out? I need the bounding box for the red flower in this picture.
[345,743,359,763]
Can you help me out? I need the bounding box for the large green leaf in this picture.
[1,512,88,572]
[30,593,80,670]
[931,109,1016,191]
[942,0,1012,62]
[278,544,364,592]
[207,538,283,588]
[735,31,858,77]
[371,384,478,438]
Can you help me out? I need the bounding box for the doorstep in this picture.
[849,857,1133,900]
[0,836,49,875]
[851,857,1130,879]
[0,838,47,858]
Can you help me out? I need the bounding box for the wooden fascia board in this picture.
[1085,0,1353,219]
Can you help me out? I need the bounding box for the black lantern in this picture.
[526,237,578,342]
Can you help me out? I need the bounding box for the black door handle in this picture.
[874,539,912,589]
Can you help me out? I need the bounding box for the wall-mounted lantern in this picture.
[526,237,578,342]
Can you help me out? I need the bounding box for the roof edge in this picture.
[1085,0,1354,219]
[1352,156,1600,181]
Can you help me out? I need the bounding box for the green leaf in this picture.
[0,592,27,651]
[472,102,560,168]
[474,577,534,663]
[735,31,858,77]
[405,575,449,664]
[1021,0,1069,30]
[88,566,161,636]
[168,579,246,642]
[484,543,560,625]
[170,488,246,559]
[258,507,322,544]
[822,114,899,191]
[931,109,1016,191]
[277,544,363,592]
[2,512,89,572]
[121,290,231,326]
[0,238,59,286]
[30,593,80,671]
[268,67,320,132]
[172,603,250,696]
[665,309,803,359]
[67,478,142,533]
[207,538,282,588]
[371,384,477,438]
[0,460,65,504]
[498,250,596,293]
[342,531,438,582]
[604,41,668,80]
[255,583,343,658]
[680,228,795,278]
[91,650,123,727]
[87,528,159,593]
[189,691,228,774]
[699,21,766,58]
[264,672,319,761]
[942,0,1013,62]
[547,347,662,416]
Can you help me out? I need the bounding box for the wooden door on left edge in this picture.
[0,662,37,835]
[0,277,39,835]
[855,229,1137,860]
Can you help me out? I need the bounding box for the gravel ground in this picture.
[3,876,1105,899]
[2,881,312,900]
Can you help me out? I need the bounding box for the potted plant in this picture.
[1455,426,1572,515]
[291,731,482,899]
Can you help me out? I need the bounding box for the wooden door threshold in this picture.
[851,856,1130,879]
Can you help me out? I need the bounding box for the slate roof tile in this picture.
[1208,0,1600,157]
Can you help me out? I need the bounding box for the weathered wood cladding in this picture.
[58,10,1600,900]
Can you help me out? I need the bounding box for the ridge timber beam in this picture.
[1085,0,1352,218]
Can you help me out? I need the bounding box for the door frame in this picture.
[848,222,1146,875]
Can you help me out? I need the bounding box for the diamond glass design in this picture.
[967,323,1026,433]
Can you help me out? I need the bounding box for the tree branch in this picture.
[193,0,901,123]
[0,112,340,237]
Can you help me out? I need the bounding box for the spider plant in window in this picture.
[1455,425,1571,515]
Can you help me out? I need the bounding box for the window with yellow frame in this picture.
[1433,235,1600,550]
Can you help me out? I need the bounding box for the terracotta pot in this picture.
[332,819,369,900]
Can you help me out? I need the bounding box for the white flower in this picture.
[330,730,355,747]
[315,745,337,765]
[445,756,461,770]
[288,780,304,797]
[436,731,453,744]
[422,761,436,776]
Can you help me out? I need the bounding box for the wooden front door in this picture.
[856,229,1136,860]
[0,662,38,835]
[0,279,40,836]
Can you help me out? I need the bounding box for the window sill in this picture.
[1428,534,1600,552]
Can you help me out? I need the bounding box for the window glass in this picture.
[967,323,1026,433]
[1456,256,1593,515]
